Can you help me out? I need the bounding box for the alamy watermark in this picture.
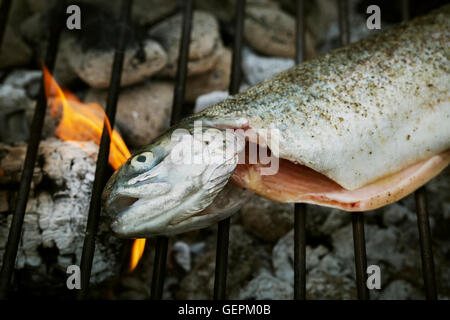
[168,120,280,175]
[66,5,81,30]
[367,265,381,290]
[366,5,381,30]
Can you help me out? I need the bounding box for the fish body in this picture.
[192,6,450,191]
[103,6,450,237]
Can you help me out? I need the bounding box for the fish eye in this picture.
[130,152,154,169]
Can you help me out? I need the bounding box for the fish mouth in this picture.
[105,193,140,218]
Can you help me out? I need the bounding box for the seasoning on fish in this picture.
[103,6,450,237]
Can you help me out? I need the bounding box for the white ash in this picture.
[172,241,191,272]
[193,84,249,114]
[242,47,295,86]
[0,139,123,284]
[0,69,43,144]
[237,270,293,300]
[0,85,33,144]
[4,69,42,91]
[194,91,229,113]
[189,242,206,258]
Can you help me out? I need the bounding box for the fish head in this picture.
[102,124,245,238]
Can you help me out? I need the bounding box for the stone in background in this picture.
[149,10,224,78]
[85,81,174,148]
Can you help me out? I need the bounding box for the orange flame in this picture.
[129,238,147,272]
[42,65,146,272]
[43,65,130,170]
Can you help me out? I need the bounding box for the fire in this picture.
[43,65,129,170]
[43,65,146,272]
[129,238,147,272]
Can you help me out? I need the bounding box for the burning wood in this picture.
[42,66,146,273]
[43,66,130,170]
[0,139,121,287]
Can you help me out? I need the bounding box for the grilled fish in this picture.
[103,6,450,237]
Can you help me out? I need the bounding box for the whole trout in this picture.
[103,6,450,237]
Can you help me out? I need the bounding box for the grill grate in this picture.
[77,0,133,299]
[0,0,65,299]
[338,0,370,300]
[0,0,440,300]
[0,0,11,48]
[213,0,246,300]
[415,187,437,299]
[293,0,307,301]
[151,0,194,300]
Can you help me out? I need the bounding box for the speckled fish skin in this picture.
[188,6,450,190]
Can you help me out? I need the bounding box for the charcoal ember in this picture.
[195,0,277,24]
[0,143,42,187]
[0,69,45,145]
[237,270,293,300]
[20,14,79,86]
[0,139,123,294]
[3,69,42,99]
[20,3,170,87]
[176,225,256,299]
[25,0,178,27]
[240,195,294,242]
[0,84,33,144]
[0,26,32,69]
[373,280,422,300]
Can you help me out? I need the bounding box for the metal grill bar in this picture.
[400,0,438,300]
[414,187,437,300]
[170,0,194,125]
[213,217,231,300]
[0,0,11,49]
[0,0,65,299]
[213,0,246,300]
[293,0,307,301]
[338,0,370,300]
[294,204,306,300]
[401,0,410,22]
[352,214,370,299]
[150,0,193,300]
[77,0,133,299]
[150,236,169,299]
[338,0,350,47]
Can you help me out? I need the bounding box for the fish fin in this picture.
[186,156,238,214]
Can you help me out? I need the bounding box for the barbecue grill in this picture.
[0,0,439,300]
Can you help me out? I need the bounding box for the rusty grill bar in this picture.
[0,0,442,301]
[151,0,194,300]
